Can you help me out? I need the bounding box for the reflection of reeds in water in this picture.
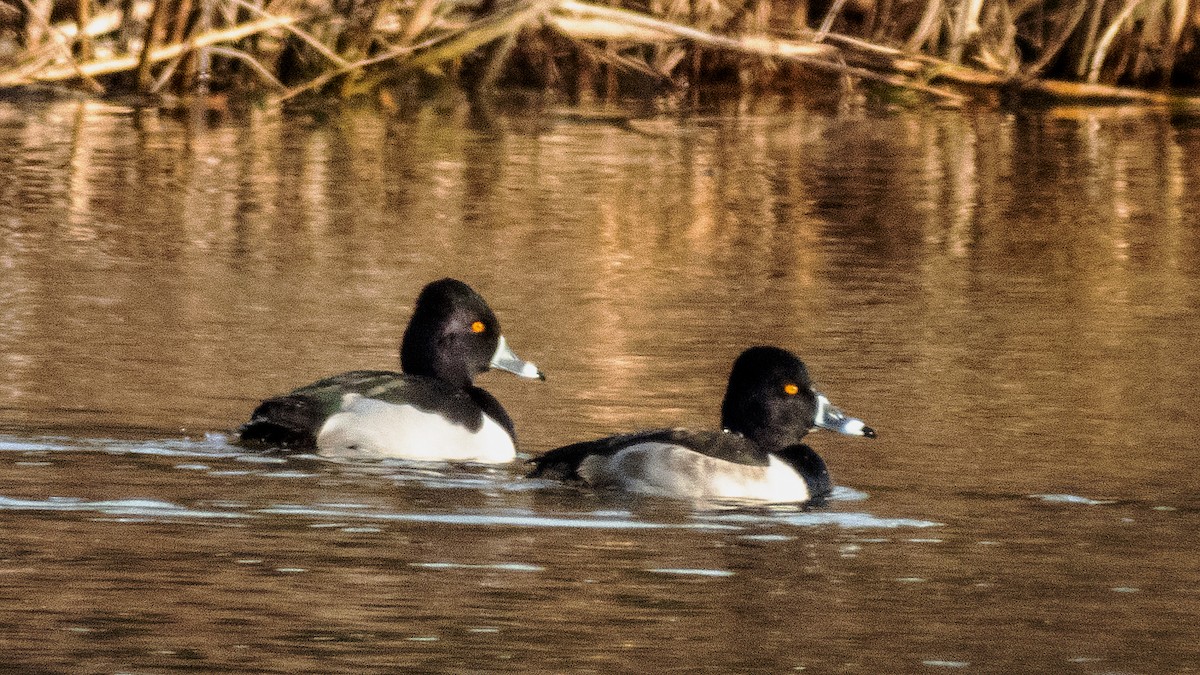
[3,0,1200,103]
[1,99,1196,446]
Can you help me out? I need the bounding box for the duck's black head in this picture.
[720,346,874,453]
[721,346,819,452]
[400,278,543,387]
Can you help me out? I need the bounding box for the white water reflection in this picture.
[1029,493,1117,505]
[410,562,545,572]
[695,509,943,529]
[644,568,735,577]
[0,495,248,519]
[257,504,743,530]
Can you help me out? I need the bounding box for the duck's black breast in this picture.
[528,428,769,481]
[775,444,833,502]
[239,371,512,450]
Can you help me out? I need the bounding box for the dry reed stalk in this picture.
[9,0,106,91]
[400,0,443,44]
[136,0,172,90]
[476,29,518,91]
[555,0,967,101]
[557,0,834,58]
[191,0,214,92]
[1160,0,1190,77]
[398,0,558,71]
[1022,0,1089,77]
[816,24,1197,104]
[167,0,191,45]
[207,45,287,87]
[224,0,349,67]
[546,15,675,41]
[814,0,849,41]
[274,0,556,102]
[947,0,984,63]
[1088,0,1147,83]
[1075,0,1106,78]
[50,2,153,41]
[906,0,943,52]
[27,0,53,47]
[2,14,295,83]
[76,0,94,60]
[1021,76,1178,103]
[549,28,671,80]
[4,0,1199,102]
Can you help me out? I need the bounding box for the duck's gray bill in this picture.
[813,392,876,438]
[490,335,545,380]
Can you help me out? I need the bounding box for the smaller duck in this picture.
[239,278,544,462]
[528,346,874,503]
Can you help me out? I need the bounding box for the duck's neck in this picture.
[400,338,474,388]
[726,424,808,455]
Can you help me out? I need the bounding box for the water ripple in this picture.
[410,562,545,572]
[1029,494,1116,505]
[645,568,735,577]
[696,510,942,529]
[258,504,742,530]
[0,433,245,459]
[0,495,248,519]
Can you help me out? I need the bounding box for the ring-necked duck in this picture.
[528,346,873,503]
[239,278,544,462]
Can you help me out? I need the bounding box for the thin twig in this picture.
[402,0,558,71]
[1022,0,1089,77]
[1075,0,1106,78]
[224,0,350,67]
[905,0,943,52]
[1159,0,1190,78]
[1088,0,1147,83]
[149,49,186,93]
[814,0,849,42]
[561,31,672,81]
[272,39,423,103]
[477,29,518,92]
[208,45,287,88]
[136,0,170,91]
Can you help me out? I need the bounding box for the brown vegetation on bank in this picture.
[2,0,1200,106]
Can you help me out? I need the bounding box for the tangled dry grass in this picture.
[3,0,1200,105]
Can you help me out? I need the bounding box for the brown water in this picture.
[0,96,1197,673]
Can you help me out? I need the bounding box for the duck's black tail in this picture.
[237,395,323,450]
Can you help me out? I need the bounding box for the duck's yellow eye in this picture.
[783,383,800,396]
[470,321,486,334]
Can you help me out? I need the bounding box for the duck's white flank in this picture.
[577,442,811,503]
[315,393,516,462]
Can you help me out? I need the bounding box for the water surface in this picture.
[0,97,1197,672]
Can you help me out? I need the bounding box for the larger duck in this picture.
[529,346,873,503]
[240,278,544,462]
